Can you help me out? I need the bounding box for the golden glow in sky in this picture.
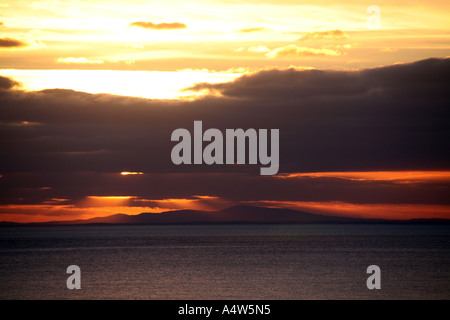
[120,171,144,175]
[1,0,450,99]
[0,68,243,99]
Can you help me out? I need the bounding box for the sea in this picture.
[0,223,449,300]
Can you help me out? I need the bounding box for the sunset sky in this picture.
[1,0,450,222]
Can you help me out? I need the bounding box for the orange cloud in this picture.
[0,204,167,223]
[7,121,41,126]
[0,37,27,48]
[82,196,134,207]
[266,45,340,58]
[0,193,233,223]
[277,171,450,184]
[298,30,349,41]
[236,27,266,33]
[42,198,71,204]
[129,21,187,30]
[193,195,219,200]
[245,201,450,220]
[134,195,229,211]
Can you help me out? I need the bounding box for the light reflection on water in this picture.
[1,224,449,299]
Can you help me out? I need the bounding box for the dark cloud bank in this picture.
[1,58,449,206]
[0,37,27,48]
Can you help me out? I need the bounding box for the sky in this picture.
[0,0,450,222]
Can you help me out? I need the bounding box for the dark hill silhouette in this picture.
[212,205,353,223]
[0,205,448,226]
[0,205,373,226]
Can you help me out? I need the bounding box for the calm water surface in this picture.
[0,224,449,299]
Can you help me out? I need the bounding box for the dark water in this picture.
[0,224,449,300]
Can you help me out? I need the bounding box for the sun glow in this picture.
[0,204,169,223]
[0,69,243,100]
[120,171,144,175]
[83,195,134,207]
[88,196,133,200]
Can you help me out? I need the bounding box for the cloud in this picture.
[236,27,267,33]
[0,76,20,90]
[129,21,187,30]
[266,45,341,58]
[298,30,349,41]
[277,171,450,184]
[184,58,450,173]
[0,203,168,223]
[1,57,450,221]
[57,57,104,64]
[186,57,450,101]
[243,201,450,220]
[247,45,271,53]
[0,37,27,48]
[1,170,449,222]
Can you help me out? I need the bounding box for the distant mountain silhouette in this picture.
[0,205,448,226]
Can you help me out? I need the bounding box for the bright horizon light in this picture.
[120,171,144,175]
[0,69,244,100]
